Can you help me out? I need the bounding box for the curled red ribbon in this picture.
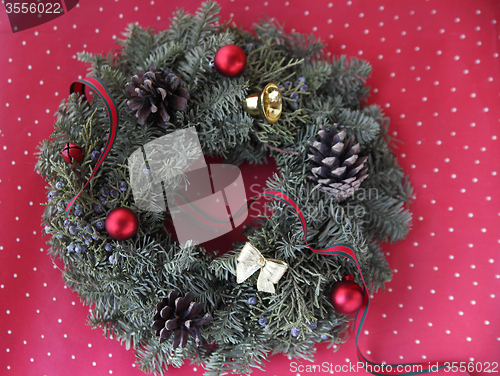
[64,77,119,217]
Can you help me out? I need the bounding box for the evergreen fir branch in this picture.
[320,55,371,108]
[196,78,249,122]
[116,24,157,73]
[164,8,194,45]
[185,1,221,50]
[253,16,325,60]
[360,193,412,243]
[142,42,185,71]
[298,60,333,92]
[335,108,381,144]
[177,33,234,92]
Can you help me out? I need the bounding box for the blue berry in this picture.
[110,189,119,199]
[291,326,300,337]
[95,221,105,230]
[246,42,255,52]
[101,187,109,197]
[99,196,107,205]
[248,297,257,305]
[68,226,77,235]
[63,219,71,227]
[47,190,57,199]
[284,81,291,86]
[92,232,100,241]
[105,243,113,252]
[74,204,83,217]
[119,181,127,191]
[44,225,51,233]
[277,85,285,92]
[108,254,115,263]
[84,225,92,233]
[84,236,92,246]
[290,92,299,101]
[308,321,317,330]
[56,235,64,239]
[290,101,298,109]
[94,204,103,214]
[300,84,309,92]
[90,150,100,161]
[258,317,267,326]
[76,222,82,229]
[320,334,329,341]
[55,181,65,190]
[294,77,306,87]
[67,244,75,252]
[75,245,83,253]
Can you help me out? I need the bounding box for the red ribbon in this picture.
[64,77,119,217]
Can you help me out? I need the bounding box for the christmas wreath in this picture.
[36,2,413,375]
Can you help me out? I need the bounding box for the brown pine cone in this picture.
[307,123,368,201]
[125,64,190,128]
[152,291,212,349]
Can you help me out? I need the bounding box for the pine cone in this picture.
[152,291,212,349]
[307,124,368,201]
[125,64,190,128]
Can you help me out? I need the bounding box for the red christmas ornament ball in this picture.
[213,44,247,78]
[105,207,139,241]
[61,142,84,164]
[329,275,365,314]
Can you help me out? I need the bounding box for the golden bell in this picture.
[242,83,282,123]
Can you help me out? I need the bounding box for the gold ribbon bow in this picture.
[236,242,288,294]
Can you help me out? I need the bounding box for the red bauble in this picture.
[61,142,84,164]
[213,44,247,78]
[329,275,365,314]
[105,207,139,241]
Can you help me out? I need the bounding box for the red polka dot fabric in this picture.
[1,1,499,375]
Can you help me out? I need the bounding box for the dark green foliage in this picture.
[35,2,412,375]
